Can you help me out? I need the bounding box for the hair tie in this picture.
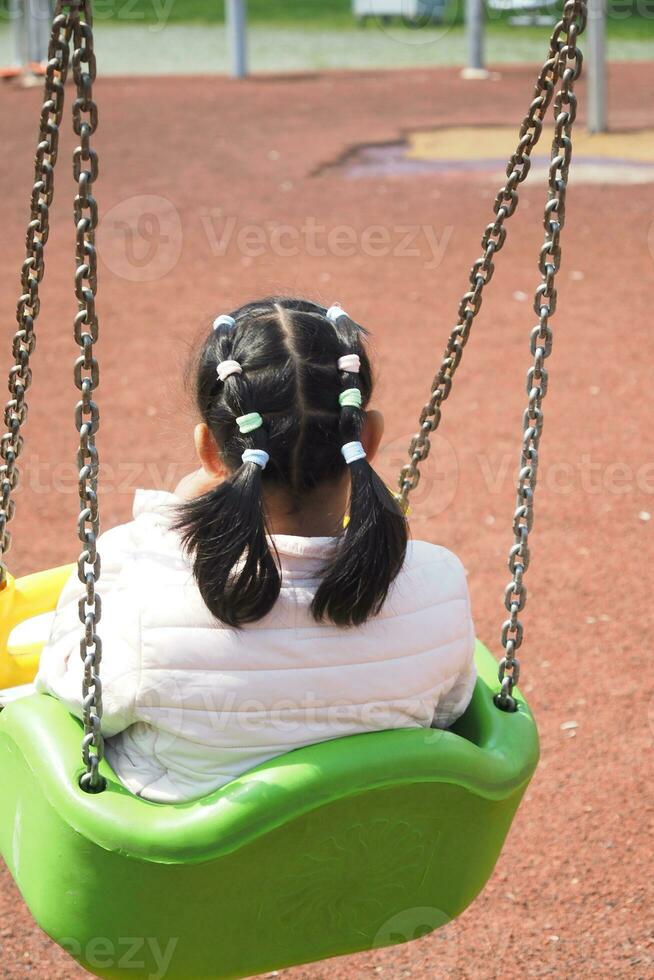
[327,304,349,324]
[339,388,362,409]
[242,449,269,470]
[217,359,243,382]
[342,441,366,465]
[213,314,236,332]
[337,354,360,374]
[236,412,263,434]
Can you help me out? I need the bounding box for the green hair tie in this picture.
[236,412,263,434]
[339,388,362,409]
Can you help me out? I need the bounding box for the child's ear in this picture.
[362,410,384,463]
[194,423,228,478]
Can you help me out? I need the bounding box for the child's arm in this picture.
[432,645,478,730]
[431,562,477,730]
[35,521,143,737]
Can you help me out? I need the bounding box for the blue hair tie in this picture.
[213,314,236,332]
[242,449,269,470]
[341,441,366,465]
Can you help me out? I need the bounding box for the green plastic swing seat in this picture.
[0,640,538,980]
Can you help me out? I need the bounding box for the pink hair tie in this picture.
[217,359,243,382]
[338,354,360,374]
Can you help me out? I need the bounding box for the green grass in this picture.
[1,0,652,37]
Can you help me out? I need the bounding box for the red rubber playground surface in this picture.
[0,61,653,978]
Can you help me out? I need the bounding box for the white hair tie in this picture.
[327,304,349,324]
[213,314,236,331]
[338,354,360,374]
[341,441,366,465]
[217,359,243,382]
[242,449,269,470]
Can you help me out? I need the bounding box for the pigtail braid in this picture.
[312,306,408,627]
[175,315,280,627]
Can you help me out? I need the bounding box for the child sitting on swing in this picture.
[36,298,476,803]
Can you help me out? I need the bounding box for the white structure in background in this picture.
[587,0,607,132]
[465,0,607,133]
[353,0,447,25]
[224,0,606,132]
[465,0,486,74]
[486,0,557,27]
[9,0,52,68]
[226,0,248,78]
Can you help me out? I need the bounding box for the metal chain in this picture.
[69,0,104,791]
[0,9,73,588]
[497,1,586,711]
[398,0,587,709]
[397,1,586,509]
[0,0,103,786]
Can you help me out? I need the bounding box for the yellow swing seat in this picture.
[0,564,74,689]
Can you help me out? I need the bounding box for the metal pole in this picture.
[226,0,247,79]
[587,0,607,132]
[466,0,485,72]
[10,0,53,67]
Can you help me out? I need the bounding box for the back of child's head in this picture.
[175,297,408,628]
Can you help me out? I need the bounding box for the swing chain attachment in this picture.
[0,8,73,588]
[397,9,576,509]
[496,0,586,712]
[69,0,106,792]
[397,0,587,710]
[1,0,105,788]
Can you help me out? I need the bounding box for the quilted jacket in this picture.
[36,489,477,803]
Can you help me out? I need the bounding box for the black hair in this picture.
[174,297,408,628]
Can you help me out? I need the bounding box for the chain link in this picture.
[3,1,584,775]
[0,9,72,587]
[398,5,582,506]
[1,0,104,788]
[69,0,104,791]
[496,1,586,711]
[397,0,588,710]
